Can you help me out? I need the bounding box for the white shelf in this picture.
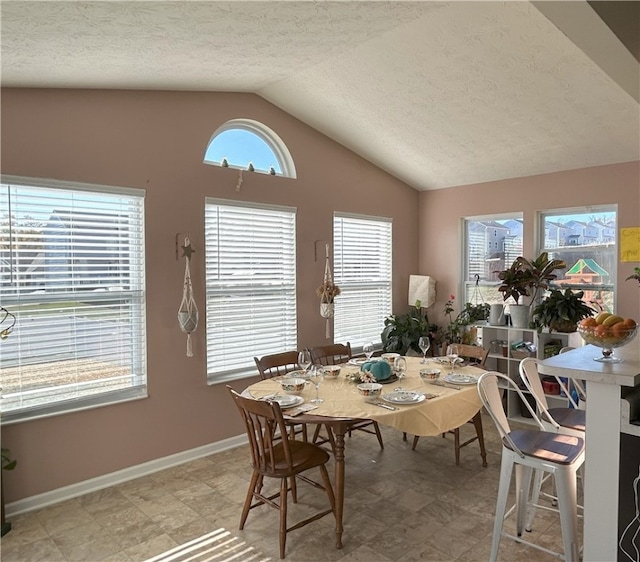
[475,324,582,425]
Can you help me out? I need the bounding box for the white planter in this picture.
[320,302,334,318]
[509,304,530,329]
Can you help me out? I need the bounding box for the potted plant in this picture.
[497,252,566,328]
[531,288,595,333]
[381,301,435,355]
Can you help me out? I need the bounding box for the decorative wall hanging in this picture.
[177,233,198,357]
[316,243,340,339]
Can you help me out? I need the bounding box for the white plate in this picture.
[443,373,478,385]
[433,356,463,365]
[270,395,305,409]
[382,391,426,405]
[348,358,371,366]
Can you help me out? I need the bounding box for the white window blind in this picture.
[0,177,146,423]
[205,199,297,382]
[333,213,392,348]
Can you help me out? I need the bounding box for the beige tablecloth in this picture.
[246,356,484,436]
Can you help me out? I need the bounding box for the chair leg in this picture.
[372,422,384,450]
[319,464,336,513]
[290,475,297,503]
[402,431,408,442]
[471,411,488,467]
[411,435,420,450]
[240,470,260,529]
[491,454,515,562]
[279,477,288,559]
[454,428,461,465]
[515,464,533,537]
[555,468,580,562]
[526,468,545,532]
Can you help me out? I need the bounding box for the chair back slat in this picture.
[441,343,488,366]
[254,351,300,380]
[310,343,352,366]
[228,388,293,474]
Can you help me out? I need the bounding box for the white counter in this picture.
[539,339,640,562]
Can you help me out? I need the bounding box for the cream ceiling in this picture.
[1,1,639,191]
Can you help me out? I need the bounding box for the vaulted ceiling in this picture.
[1,1,638,190]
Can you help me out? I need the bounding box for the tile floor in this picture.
[1,416,581,561]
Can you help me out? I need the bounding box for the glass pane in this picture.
[204,129,282,174]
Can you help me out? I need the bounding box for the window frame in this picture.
[203,118,297,179]
[0,175,147,424]
[333,212,392,352]
[536,205,617,313]
[462,212,524,306]
[204,198,297,383]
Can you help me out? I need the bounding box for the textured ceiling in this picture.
[1,1,639,191]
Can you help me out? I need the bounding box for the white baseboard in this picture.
[5,433,248,518]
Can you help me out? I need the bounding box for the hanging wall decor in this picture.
[177,233,198,357]
[316,243,340,339]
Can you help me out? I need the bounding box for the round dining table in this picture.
[244,356,485,549]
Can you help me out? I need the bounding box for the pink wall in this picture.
[0,88,419,501]
[419,162,640,326]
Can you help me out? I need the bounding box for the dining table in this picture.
[244,355,485,549]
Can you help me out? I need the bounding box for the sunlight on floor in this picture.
[143,528,272,562]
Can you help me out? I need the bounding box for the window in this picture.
[0,177,146,423]
[333,213,392,349]
[538,206,617,312]
[205,199,297,382]
[463,214,523,304]
[203,119,297,178]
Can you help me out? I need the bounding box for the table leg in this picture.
[332,422,348,549]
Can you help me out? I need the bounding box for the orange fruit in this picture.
[612,322,630,340]
[581,317,597,328]
[623,318,637,329]
[594,324,611,339]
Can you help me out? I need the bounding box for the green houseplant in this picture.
[381,302,434,355]
[531,288,595,333]
[497,252,567,328]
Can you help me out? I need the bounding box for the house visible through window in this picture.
[204,199,297,382]
[463,214,523,305]
[203,119,297,179]
[539,206,617,313]
[0,177,147,423]
[333,213,392,350]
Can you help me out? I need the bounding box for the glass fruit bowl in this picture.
[577,323,638,363]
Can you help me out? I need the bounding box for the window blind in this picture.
[333,213,392,349]
[205,199,297,382]
[0,178,147,423]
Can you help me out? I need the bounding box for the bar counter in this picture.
[539,339,640,562]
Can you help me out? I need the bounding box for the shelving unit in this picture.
[475,324,583,425]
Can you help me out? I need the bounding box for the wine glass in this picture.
[298,349,311,373]
[418,336,431,363]
[309,365,323,404]
[394,356,407,379]
[363,342,375,361]
[446,344,459,374]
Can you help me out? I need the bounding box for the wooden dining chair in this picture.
[254,351,308,441]
[254,351,301,380]
[407,343,488,467]
[227,387,336,559]
[309,342,384,450]
[309,343,352,366]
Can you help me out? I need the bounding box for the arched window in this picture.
[203,119,296,179]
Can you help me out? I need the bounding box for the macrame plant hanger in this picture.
[177,233,198,357]
[319,243,335,339]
